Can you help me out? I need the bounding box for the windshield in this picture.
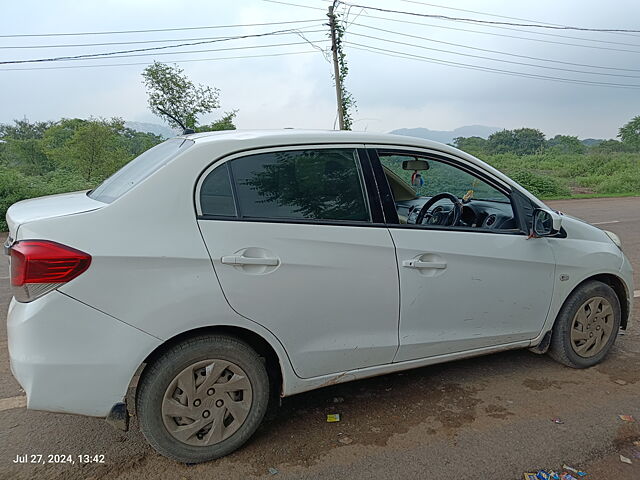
[89,138,193,203]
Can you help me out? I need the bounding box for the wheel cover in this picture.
[162,359,253,446]
[570,296,615,358]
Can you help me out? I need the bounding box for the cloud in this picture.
[1,0,638,139]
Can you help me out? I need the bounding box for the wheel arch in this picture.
[562,273,630,330]
[131,325,285,408]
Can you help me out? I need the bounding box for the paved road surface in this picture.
[0,196,638,480]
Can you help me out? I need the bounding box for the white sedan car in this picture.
[6,130,633,463]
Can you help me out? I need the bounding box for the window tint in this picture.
[229,149,370,222]
[90,139,193,203]
[200,164,236,216]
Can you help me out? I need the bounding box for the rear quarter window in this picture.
[89,138,193,203]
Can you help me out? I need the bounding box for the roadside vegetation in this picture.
[452,117,640,199]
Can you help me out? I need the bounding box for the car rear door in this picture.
[195,145,399,379]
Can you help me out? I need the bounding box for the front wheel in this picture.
[136,335,269,463]
[548,280,621,368]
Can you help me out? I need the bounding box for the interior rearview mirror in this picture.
[402,159,429,171]
[532,208,562,237]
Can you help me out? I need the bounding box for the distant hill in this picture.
[390,125,501,145]
[581,138,604,146]
[125,121,176,139]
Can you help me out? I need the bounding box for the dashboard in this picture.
[397,197,517,230]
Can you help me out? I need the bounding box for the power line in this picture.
[393,0,640,39]
[445,18,640,48]
[350,22,640,73]
[0,39,330,65]
[0,28,326,65]
[261,0,326,11]
[280,0,640,51]
[0,18,324,38]
[346,42,640,89]
[348,31,640,79]
[352,12,640,54]
[0,50,319,72]
[386,2,640,46]
[395,0,578,28]
[337,1,640,33]
[0,24,325,49]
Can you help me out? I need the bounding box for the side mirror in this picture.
[532,208,562,237]
[402,159,429,171]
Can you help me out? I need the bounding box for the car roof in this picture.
[178,129,451,152]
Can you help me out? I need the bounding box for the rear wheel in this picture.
[548,281,621,368]
[137,335,269,463]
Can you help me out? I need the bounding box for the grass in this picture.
[477,152,640,199]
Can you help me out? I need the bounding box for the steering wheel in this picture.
[415,192,463,226]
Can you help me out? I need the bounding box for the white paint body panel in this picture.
[7,291,161,416]
[199,219,399,378]
[530,216,634,342]
[389,228,555,362]
[6,190,103,239]
[4,129,632,418]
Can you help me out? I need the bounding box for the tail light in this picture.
[10,240,91,302]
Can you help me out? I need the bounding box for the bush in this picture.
[0,167,93,231]
[597,170,640,194]
[0,168,43,231]
[507,169,571,197]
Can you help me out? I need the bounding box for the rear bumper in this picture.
[7,291,161,417]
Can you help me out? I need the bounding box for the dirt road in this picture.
[0,196,638,480]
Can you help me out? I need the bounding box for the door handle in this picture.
[402,259,447,269]
[221,255,279,266]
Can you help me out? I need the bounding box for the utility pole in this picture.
[328,2,345,130]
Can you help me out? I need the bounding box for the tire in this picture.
[548,280,621,368]
[136,335,269,463]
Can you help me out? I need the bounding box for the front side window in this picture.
[382,154,507,201]
[210,148,370,222]
[379,152,517,231]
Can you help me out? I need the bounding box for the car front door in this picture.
[371,148,556,362]
[195,146,399,379]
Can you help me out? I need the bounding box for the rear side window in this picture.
[200,163,236,217]
[199,149,370,222]
[90,138,193,203]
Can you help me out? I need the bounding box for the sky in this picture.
[1,0,639,139]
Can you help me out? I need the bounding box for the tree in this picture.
[487,129,516,154]
[42,118,87,157]
[60,118,130,182]
[0,118,54,175]
[590,139,634,153]
[487,128,546,155]
[195,110,238,133]
[546,135,586,154]
[118,126,163,156]
[142,62,233,131]
[618,115,640,150]
[452,136,488,155]
[0,118,53,140]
